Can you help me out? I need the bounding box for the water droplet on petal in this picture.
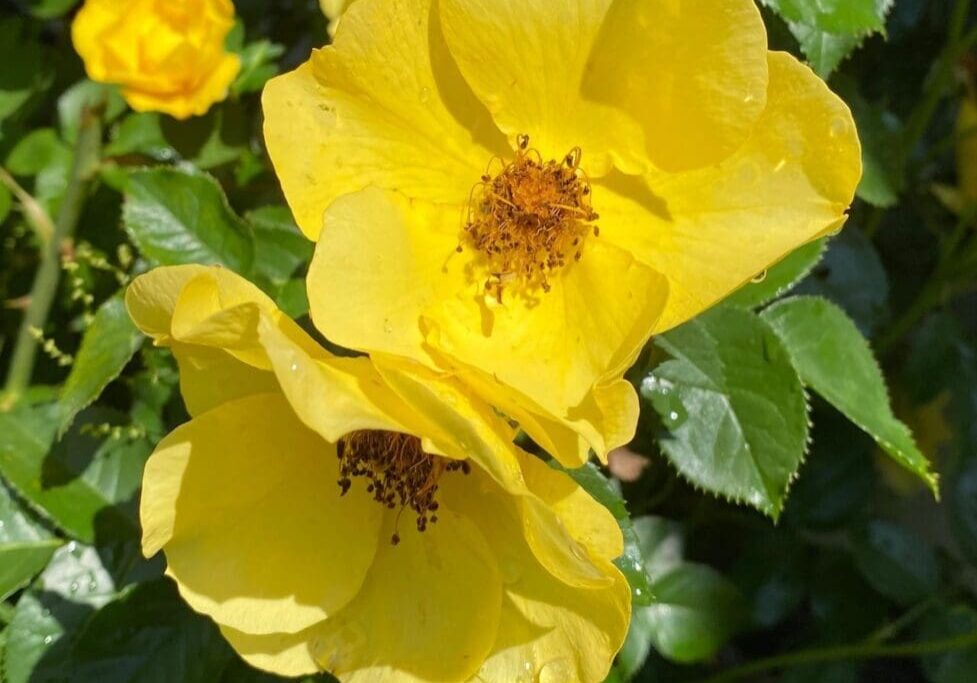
[515,661,535,683]
[829,117,849,138]
[538,658,577,683]
[419,87,431,104]
[290,362,299,373]
[751,270,768,283]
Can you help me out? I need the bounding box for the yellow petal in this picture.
[262,0,506,240]
[441,473,630,683]
[426,238,667,420]
[308,188,665,463]
[438,0,645,176]
[123,52,240,120]
[170,343,280,417]
[220,625,320,678]
[311,511,502,681]
[307,187,457,369]
[583,0,768,171]
[598,51,862,333]
[141,393,383,636]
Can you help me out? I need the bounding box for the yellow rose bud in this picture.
[71,0,241,120]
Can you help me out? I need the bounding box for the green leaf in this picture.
[159,103,250,170]
[850,520,939,605]
[57,296,144,435]
[26,0,80,19]
[795,228,889,337]
[553,462,653,606]
[122,167,254,274]
[69,579,234,683]
[0,181,12,223]
[919,605,977,683]
[646,306,809,518]
[0,404,146,543]
[616,516,685,678]
[247,205,313,287]
[762,296,938,493]
[104,112,176,161]
[947,458,977,568]
[57,80,127,144]
[0,482,60,601]
[642,563,746,663]
[3,543,117,683]
[726,239,826,310]
[0,19,52,126]
[5,128,69,176]
[232,40,286,96]
[762,0,893,77]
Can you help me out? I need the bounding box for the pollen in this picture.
[336,430,471,544]
[461,134,598,298]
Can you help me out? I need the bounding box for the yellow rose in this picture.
[126,265,630,682]
[263,0,862,467]
[71,0,241,119]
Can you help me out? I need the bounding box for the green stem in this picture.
[692,630,977,683]
[2,106,103,400]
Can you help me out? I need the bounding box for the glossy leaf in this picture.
[763,296,938,493]
[726,239,826,310]
[643,563,746,663]
[57,296,144,435]
[648,306,809,519]
[0,482,60,601]
[554,461,654,606]
[0,404,147,543]
[122,167,254,274]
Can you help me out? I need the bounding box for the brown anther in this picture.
[336,431,471,545]
[461,135,596,297]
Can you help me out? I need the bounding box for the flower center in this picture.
[461,134,599,298]
[337,430,470,545]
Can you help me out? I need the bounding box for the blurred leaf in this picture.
[104,112,176,161]
[57,296,144,435]
[783,663,860,683]
[247,205,313,287]
[847,89,902,207]
[555,462,653,606]
[26,0,80,19]
[761,0,893,77]
[647,306,809,519]
[0,404,146,544]
[276,278,310,319]
[159,103,250,170]
[850,520,939,605]
[0,481,60,601]
[5,128,69,176]
[57,80,127,144]
[948,458,977,568]
[732,530,807,629]
[763,296,938,493]
[122,167,254,273]
[784,409,874,529]
[642,563,746,664]
[3,543,117,683]
[0,19,52,126]
[810,552,888,641]
[69,579,233,682]
[919,605,977,683]
[0,181,11,223]
[796,228,889,336]
[726,239,826,310]
[232,40,285,95]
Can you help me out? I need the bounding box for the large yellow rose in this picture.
[263,0,862,467]
[71,0,241,119]
[126,265,630,682]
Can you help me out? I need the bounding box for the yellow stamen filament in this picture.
[337,431,470,545]
[461,134,598,299]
